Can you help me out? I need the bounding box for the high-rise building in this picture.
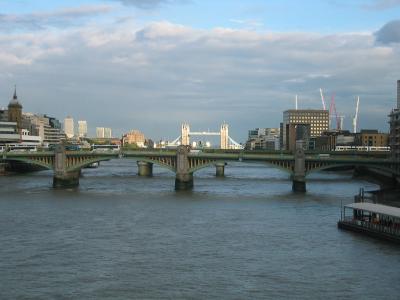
[96,127,104,138]
[78,120,88,138]
[96,127,112,138]
[282,109,329,151]
[64,116,74,138]
[104,127,112,138]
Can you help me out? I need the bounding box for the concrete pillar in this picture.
[0,162,7,175]
[292,140,306,192]
[53,170,80,188]
[215,162,226,177]
[137,161,153,177]
[175,145,193,190]
[53,144,80,188]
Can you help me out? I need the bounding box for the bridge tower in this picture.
[220,123,229,149]
[181,123,190,146]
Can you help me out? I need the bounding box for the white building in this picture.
[96,127,105,138]
[64,116,74,138]
[104,127,112,138]
[78,120,88,138]
[96,127,112,138]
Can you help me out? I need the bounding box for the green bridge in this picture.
[1,143,399,192]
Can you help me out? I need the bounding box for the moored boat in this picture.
[338,202,400,244]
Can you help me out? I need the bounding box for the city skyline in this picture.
[0,0,399,141]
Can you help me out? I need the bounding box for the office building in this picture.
[282,109,329,151]
[96,127,112,138]
[104,127,112,139]
[96,127,104,138]
[64,116,74,138]
[245,128,280,150]
[356,130,389,147]
[78,120,88,138]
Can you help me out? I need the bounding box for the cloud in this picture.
[0,5,113,31]
[362,0,400,10]
[0,21,398,140]
[375,20,400,44]
[109,0,185,9]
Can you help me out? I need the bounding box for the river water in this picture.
[0,159,399,299]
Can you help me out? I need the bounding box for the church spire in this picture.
[13,85,17,99]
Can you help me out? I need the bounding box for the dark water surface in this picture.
[0,159,399,299]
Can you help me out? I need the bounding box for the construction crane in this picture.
[320,88,327,110]
[352,96,360,133]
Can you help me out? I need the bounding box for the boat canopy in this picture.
[345,203,400,219]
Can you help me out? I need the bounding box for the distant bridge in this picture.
[167,123,243,149]
[1,143,399,191]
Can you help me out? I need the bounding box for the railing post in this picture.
[53,144,80,188]
[292,140,306,192]
[175,145,193,190]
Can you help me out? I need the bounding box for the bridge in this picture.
[1,141,399,192]
[167,123,243,149]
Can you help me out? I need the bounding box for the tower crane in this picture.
[320,88,327,110]
[352,96,360,133]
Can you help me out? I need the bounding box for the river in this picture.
[0,159,399,299]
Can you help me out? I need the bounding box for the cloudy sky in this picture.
[0,0,399,142]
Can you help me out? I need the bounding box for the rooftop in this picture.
[345,202,400,219]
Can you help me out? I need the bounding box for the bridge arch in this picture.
[66,157,114,172]
[306,163,396,177]
[136,158,176,173]
[3,157,53,170]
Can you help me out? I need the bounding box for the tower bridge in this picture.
[1,144,399,192]
[167,123,243,149]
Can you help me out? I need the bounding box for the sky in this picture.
[0,0,400,142]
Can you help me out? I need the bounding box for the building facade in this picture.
[357,130,389,147]
[246,128,280,150]
[96,127,112,138]
[122,130,146,147]
[8,87,23,133]
[64,116,74,138]
[282,109,329,151]
[78,120,88,138]
[389,80,400,161]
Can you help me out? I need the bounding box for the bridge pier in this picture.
[0,162,7,175]
[53,170,80,188]
[292,140,306,193]
[175,173,194,190]
[175,145,193,190]
[53,144,80,188]
[215,162,226,177]
[137,161,153,177]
